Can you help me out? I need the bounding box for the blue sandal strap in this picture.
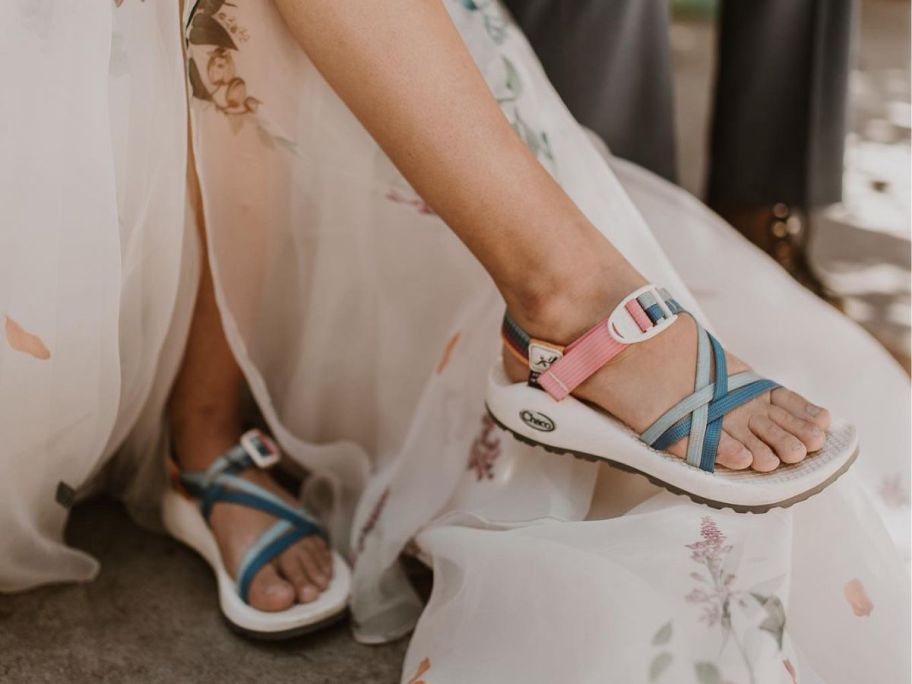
[650,378,779,456]
[684,324,712,468]
[198,473,325,534]
[639,370,761,446]
[179,445,253,496]
[640,321,780,472]
[236,520,318,603]
[175,437,330,606]
[699,333,730,471]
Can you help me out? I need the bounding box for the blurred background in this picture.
[672,0,911,371]
[0,2,908,683]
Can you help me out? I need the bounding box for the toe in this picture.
[246,564,296,612]
[313,537,334,579]
[298,539,330,591]
[768,404,825,453]
[750,414,806,464]
[714,431,753,470]
[279,552,319,604]
[740,430,781,472]
[771,388,831,431]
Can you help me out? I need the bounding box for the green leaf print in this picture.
[649,652,673,682]
[694,662,722,684]
[652,621,673,646]
[503,57,521,98]
[189,12,237,50]
[751,593,786,649]
[197,0,227,14]
[187,58,212,101]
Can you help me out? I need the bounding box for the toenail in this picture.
[791,441,804,452]
[809,425,823,437]
[805,404,821,417]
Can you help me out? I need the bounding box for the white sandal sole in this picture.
[162,489,351,639]
[485,361,858,513]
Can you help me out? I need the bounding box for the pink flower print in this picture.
[386,189,436,216]
[685,517,735,627]
[844,578,873,617]
[353,488,390,562]
[878,473,910,508]
[468,414,501,480]
[783,658,798,683]
[435,332,461,374]
[207,47,236,86]
[4,315,50,360]
[406,658,431,684]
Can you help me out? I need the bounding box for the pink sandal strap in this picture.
[501,285,682,401]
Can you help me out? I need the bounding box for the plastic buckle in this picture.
[527,339,564,374]
[607,284,677,344]
[240,429,281,469]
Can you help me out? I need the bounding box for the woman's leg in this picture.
[273,0,830,472]
[168,147,332,612]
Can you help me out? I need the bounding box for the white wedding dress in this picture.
[1,2,909,682]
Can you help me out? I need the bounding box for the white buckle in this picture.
[606,284,678,344]
[528,340,564,373]
[240,429,281,469]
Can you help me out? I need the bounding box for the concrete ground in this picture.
[2,3,908,684]
[0,499,410,684]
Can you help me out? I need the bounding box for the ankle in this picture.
[169,405,242,470]
[503,259,647,345]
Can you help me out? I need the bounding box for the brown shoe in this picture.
[713,203,834,300]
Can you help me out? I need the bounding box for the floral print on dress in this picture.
[467,414,502,480]
[436,333,461,374]
[460,0,507,45]
[454,0,556,172]
[844,578,874,617]
[386,189,436,216]
[352,487,390,565]
[877,473,910,508]
[382,0,554,214]
[4,315,50,360]
[682,516,791,684]
[185,1,294,149]
[406,657,432,684]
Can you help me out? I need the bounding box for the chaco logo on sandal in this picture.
[520,409,555,432]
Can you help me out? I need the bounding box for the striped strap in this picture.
[178,438,328,605]
[501,285,779,472]
[502,286,682,400]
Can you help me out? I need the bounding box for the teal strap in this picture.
[684,324,712,467]
[649,378,779,454]
[178,442,328,606]
[699,333,729,471]
[639,370,761,446]
[235,519,314,604]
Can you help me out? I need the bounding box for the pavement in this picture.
[0,499,409,684]
[2,2,908,684]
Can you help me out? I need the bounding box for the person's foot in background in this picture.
[713,202,836,303]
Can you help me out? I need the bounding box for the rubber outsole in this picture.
[223,606,349,641]
[485,404,858,514]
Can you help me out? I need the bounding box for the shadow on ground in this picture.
[0,499,409,684]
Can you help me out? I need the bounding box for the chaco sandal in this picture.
[486,284,858,513]
[162,430,351,639]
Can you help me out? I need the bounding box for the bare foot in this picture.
[505,286,831,472]
[175,430,334,612]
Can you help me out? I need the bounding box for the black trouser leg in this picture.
[504,0,678,183]
[707,0,855,209]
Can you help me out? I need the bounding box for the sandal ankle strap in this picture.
[502,284,684,400]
